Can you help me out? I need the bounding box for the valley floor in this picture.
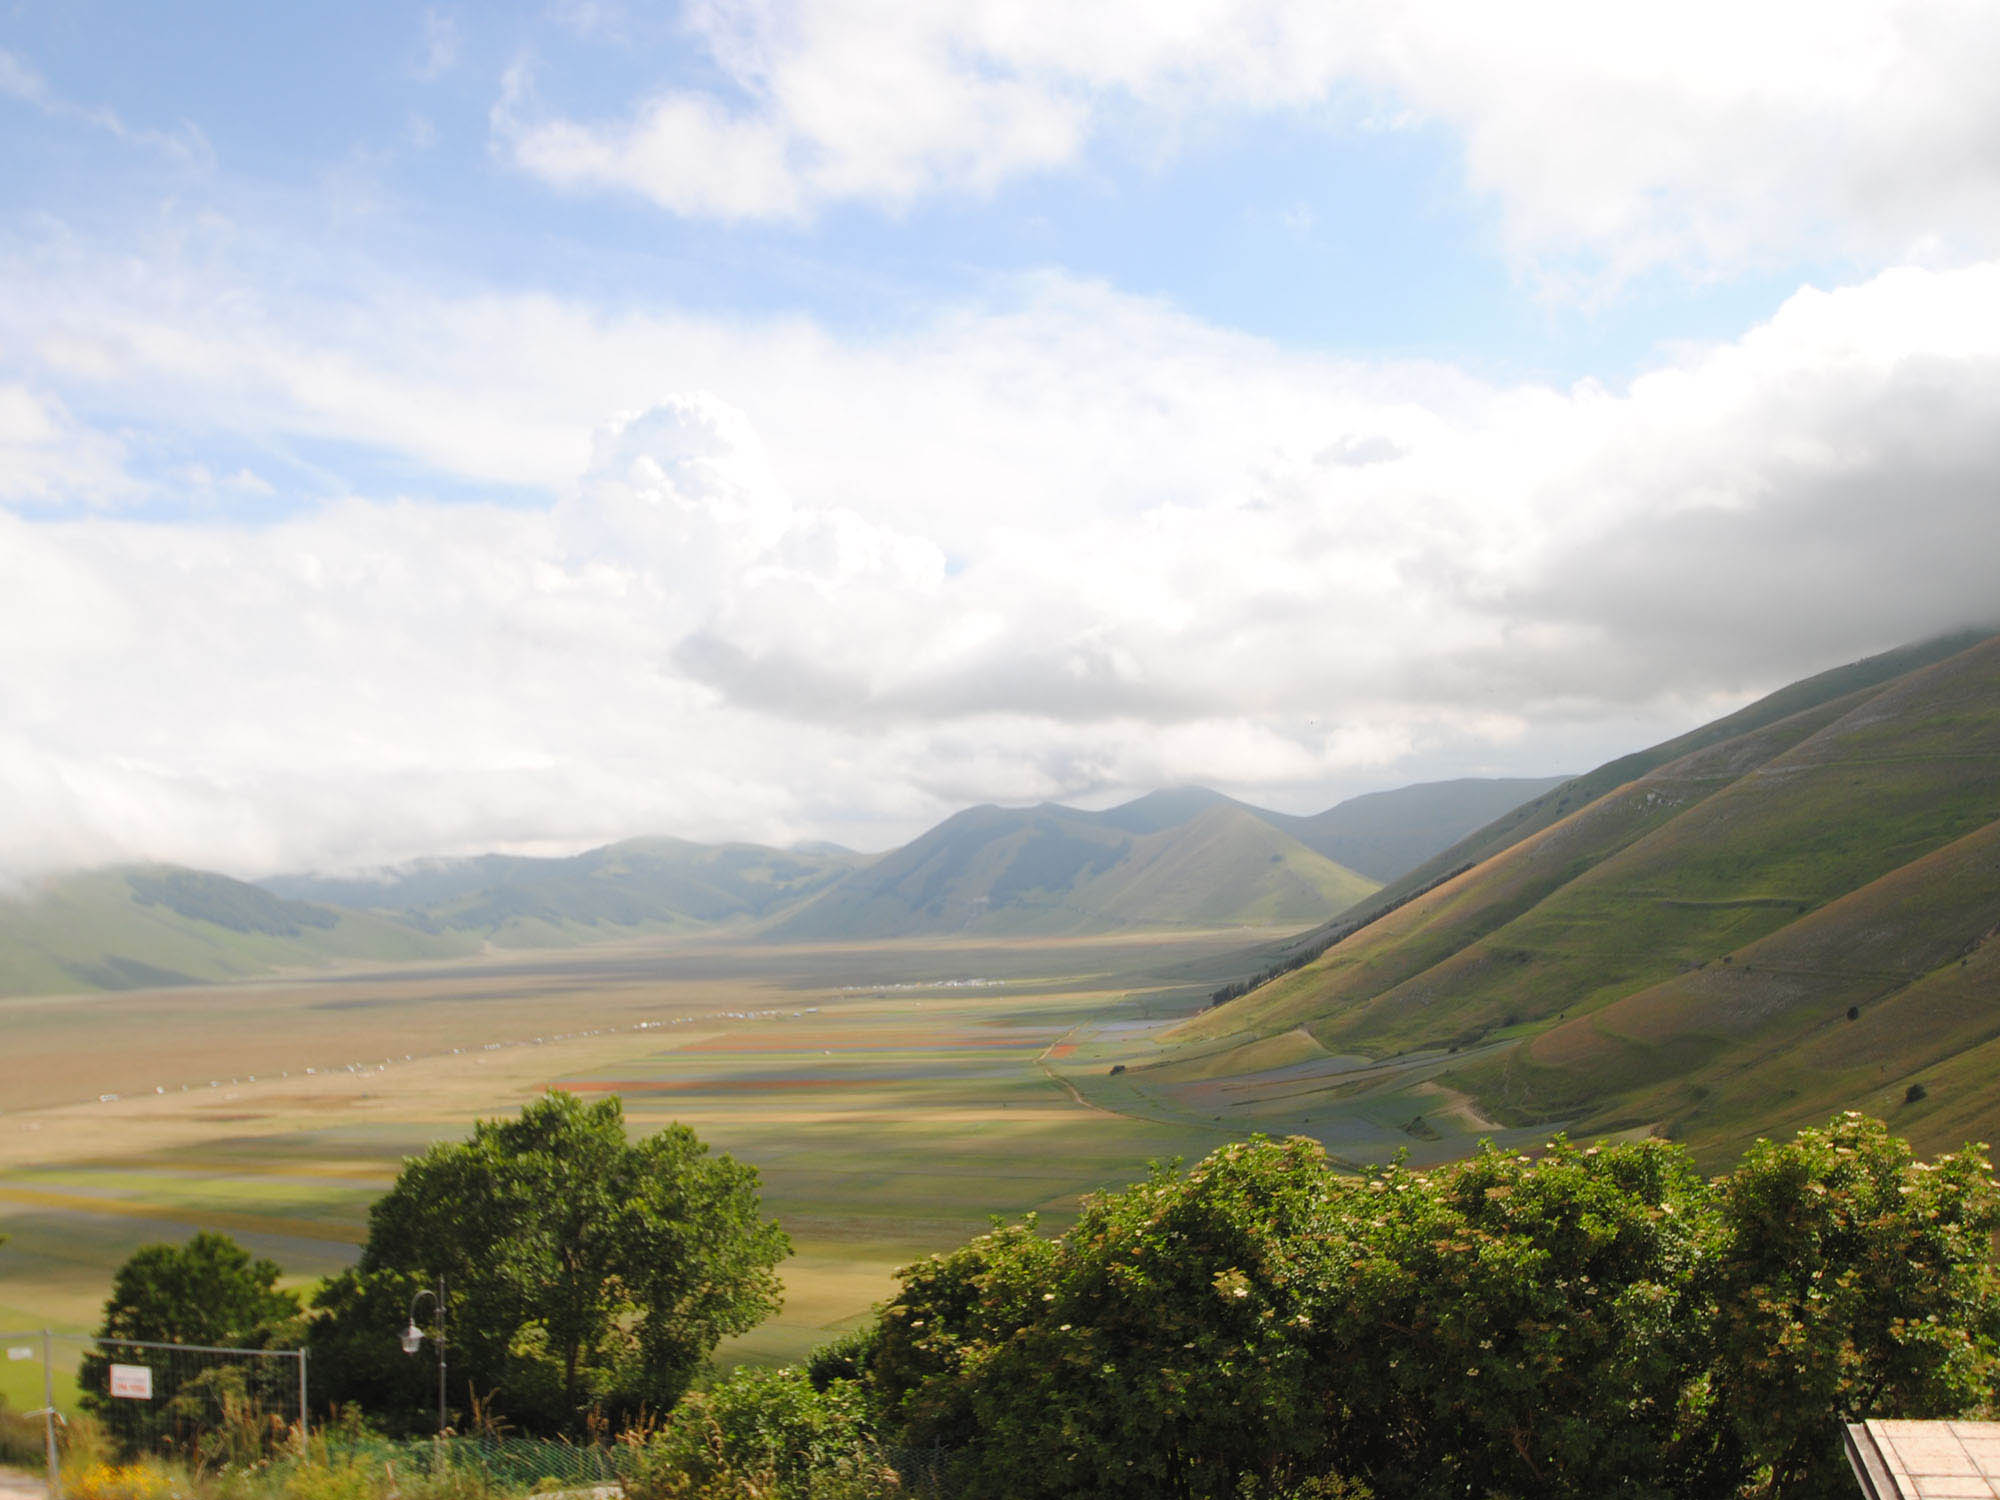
[0,926,1388,1408]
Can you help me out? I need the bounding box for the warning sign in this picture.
[5,1346,30,1361]
[109,1363,154,1400]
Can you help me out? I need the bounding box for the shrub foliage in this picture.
[862,1115,2000,1500]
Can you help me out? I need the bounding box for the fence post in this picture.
[297,1348,309,1448]
[41,1329,60,1500]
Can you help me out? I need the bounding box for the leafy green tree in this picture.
[311,1091,789,1434]
[858,1120,2000,1500]
[1323,1138,1716,1500]
[1706,1113,2000,1498]
[87,1231,301,1352]
[873,1137,1360,1499]
[78,1231,304,1436]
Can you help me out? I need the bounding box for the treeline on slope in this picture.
[79,1102,2000,1500]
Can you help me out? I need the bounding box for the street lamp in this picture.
[401,1277,447,1456]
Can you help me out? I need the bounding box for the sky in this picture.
[3,1,2000,877]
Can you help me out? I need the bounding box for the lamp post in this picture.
[400,1277,446,1462]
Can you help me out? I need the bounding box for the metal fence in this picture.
[0,1330,955,1499]
[2,1330,308,1495]
[1,1331,61,1496]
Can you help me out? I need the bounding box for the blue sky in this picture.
[4,2,2000,874]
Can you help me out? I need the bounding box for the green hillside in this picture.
[1169,630,2000,1162]
[266,837,859,945]
[1094,779,1568,882]
[1320,627,1995,945]
[0,865,472,997]
[769,801,1378,939]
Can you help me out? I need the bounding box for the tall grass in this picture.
[44,1412,530,1500]
[0,1394,51,1469]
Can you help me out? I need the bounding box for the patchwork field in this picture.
[0,927,1352,1410]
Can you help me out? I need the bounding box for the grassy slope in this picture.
[772,802,1378,939]
[1076,805,1379,926]
[1175,631,2000,1161]
[1264,628,1998,969]
[0,867,472,998]
[267,837,859,945]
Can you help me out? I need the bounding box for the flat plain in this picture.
[0,926,1362,1409]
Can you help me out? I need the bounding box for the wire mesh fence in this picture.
[2,1329,957,1499]
[5,1332,307,1467]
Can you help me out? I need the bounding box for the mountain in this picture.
[1252,777,1571,881]
[0,865,472,997]
[1089,780,1568,882]
[768,800,1381,939]
[2,776,1567,995]
[264,837,861,945]
[1174,629,2000,1161]
[267,778,1562,947]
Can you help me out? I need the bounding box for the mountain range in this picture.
[12,624,2000,1164]
[0,775,1562,997]
[1175,627,2000,1161]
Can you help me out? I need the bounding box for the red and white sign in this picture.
[108,1363,154,1400]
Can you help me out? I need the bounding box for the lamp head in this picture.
[400,1321,424,1355]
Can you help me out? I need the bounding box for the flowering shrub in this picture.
[66,1460,184,1500]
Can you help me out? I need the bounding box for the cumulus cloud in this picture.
[3,256,1998,877]
[494,0,2000,280]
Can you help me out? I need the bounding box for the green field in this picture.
[0,927,1370,1409]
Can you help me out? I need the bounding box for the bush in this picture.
[625,1368,894,1500]
[871,1139,1353,1499]
[64,1459,182,1500]
[860,1119,2000,1500]
[803,1329,877,1393]
[1706,1113,2000,1497]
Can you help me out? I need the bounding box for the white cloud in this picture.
[494,0,2000,281]
[0,384,141,508]
[4,254,2000,877]
[0,46,211,164]
[415,9,461,81]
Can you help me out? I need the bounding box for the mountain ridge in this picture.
[0,775,1570,997]
[1173,627,2000,1161]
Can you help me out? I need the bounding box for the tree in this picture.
[859,1120,2000,1500]
[871,1137,1360,1499]
[87,1231,300,1353]
[79,1232,303,1441]
[1706,1113,2000,1498]
[311,1091,790,1434]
